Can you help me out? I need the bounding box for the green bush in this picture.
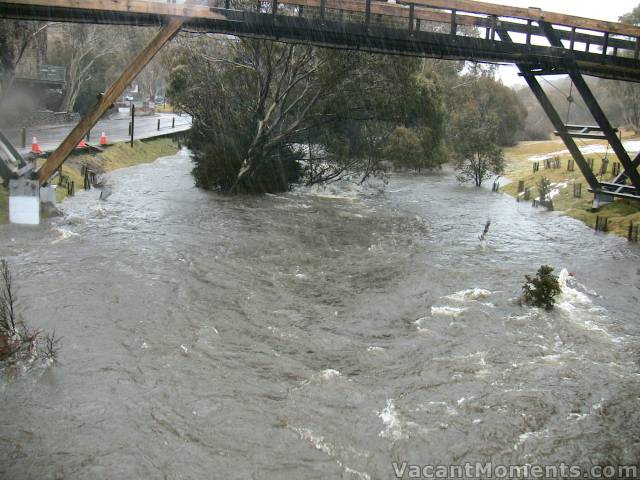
[521,265,562,311]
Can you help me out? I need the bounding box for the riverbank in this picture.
[502,136,640,237]
[0,137,180,223]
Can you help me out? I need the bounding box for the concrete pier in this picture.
[9,179,40,225]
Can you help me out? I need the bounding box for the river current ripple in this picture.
[1,149,639,479]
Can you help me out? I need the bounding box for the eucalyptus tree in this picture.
[167,36,447,193]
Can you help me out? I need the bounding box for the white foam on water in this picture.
[319,368,342,380]
[294,175,387,201]
[556,269,620,341]
[292,426,371,480]
[414,316,428,326]
[366,346,385,352]
[50,227,79,244]
[516,428,549,449]
[431,306,467,317]
[378,399,407,441]
[445,288,493,302]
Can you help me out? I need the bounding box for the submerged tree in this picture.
[167,36,447,193]
[521,265,562,311]
[450,76,514,186]
[47,24,123,113]
[0,259,60,366]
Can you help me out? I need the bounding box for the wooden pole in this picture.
[130,103,135,148]
[37,16,186,186]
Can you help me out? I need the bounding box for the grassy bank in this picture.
[502,135,640,238]
[1,137,180,222]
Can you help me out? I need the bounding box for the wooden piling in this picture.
[573,182,582,198]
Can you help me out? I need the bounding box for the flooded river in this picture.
[1,149,639,479]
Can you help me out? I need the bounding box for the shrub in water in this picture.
[0,259,60,370]
[521,265,562,311]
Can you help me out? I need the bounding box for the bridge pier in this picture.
[8,180,59,225]
[8,179,40,225]
[592,192,615,212]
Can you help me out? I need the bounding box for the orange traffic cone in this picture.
[99,131,107,146]
[77,138,86,148]
[31,136,41,154]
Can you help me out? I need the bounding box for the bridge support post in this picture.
[499,27,640,204]
[8,178,40,225]
[537,21,640,198]
[592,192,615,211]
[36,16,186,186]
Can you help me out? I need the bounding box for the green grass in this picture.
[1,137,180,223]
[502,134,640,238]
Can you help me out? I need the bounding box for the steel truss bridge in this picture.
[1,0,640,203]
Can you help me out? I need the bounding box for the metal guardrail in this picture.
[0,129,30,182]
[16,65,66,84]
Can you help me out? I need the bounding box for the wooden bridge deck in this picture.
[1,0,640,82]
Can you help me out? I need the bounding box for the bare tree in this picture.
[0,20,51,104]
[227,41,328,192]
[0,259,17,336]
[54,24,122,112]
[614,82,640,132]
[168,35,445,193]
[0,259,61,365]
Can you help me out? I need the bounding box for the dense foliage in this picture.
[167,37,448,193]
[449,75,514,186]
[521,265,562,311]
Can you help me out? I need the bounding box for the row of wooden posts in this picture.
[532,157,561,172]
[592,216,639,242]
[534,157,621,176]
[55,165,99,196]
[510,180,639,241]
[515,180,579,201]
[57,170,75,197]
[81,165,97,190]
[503,158,640,242]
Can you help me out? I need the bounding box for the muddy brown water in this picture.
[1,149,639,479]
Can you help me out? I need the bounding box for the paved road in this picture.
[4,112,191,156]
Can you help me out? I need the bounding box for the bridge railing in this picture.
[209,0,640,62]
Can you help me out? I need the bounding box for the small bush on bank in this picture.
[0,259,60,372]
[521,265,562,311]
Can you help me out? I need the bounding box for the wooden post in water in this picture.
[573,182,582,198]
